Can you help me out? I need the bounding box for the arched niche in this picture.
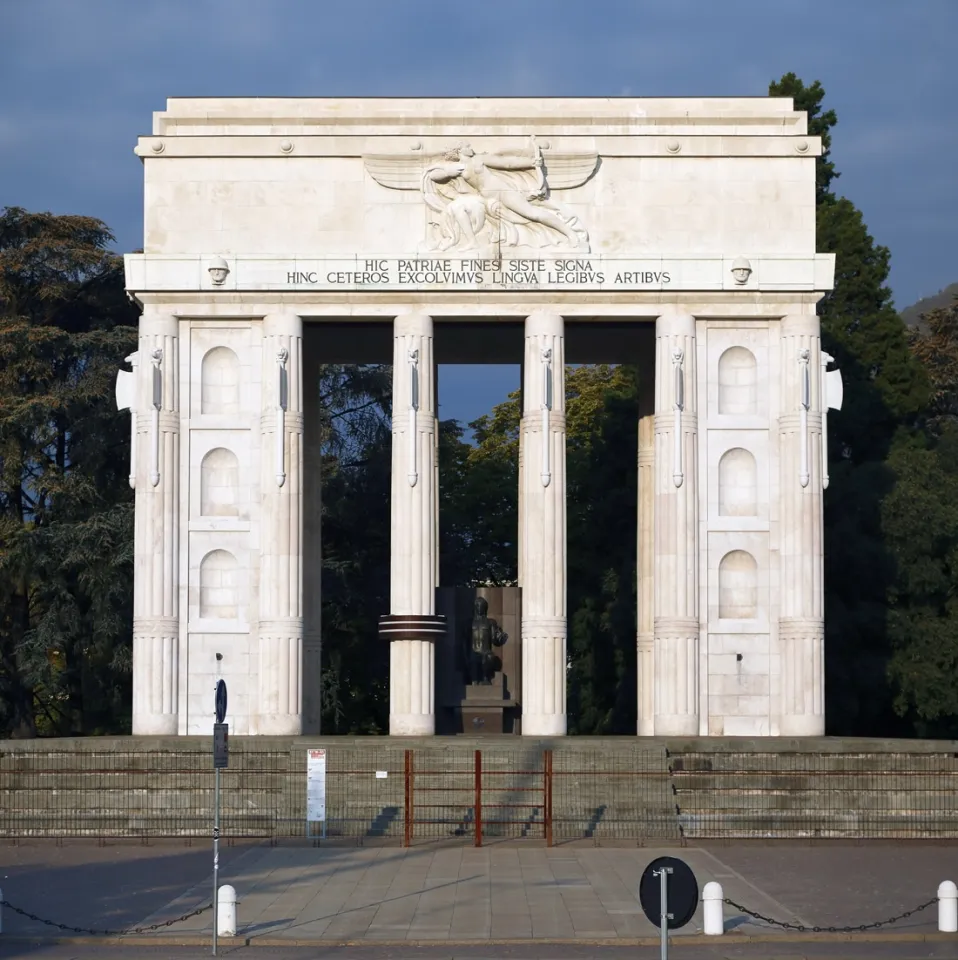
[200,448,240,517]
[201,346,241,415]
[718,448,758,517]
[718,346,758,415]
[719,550,758,619]
[199,549,240,619]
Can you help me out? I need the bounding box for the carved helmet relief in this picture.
[364,136,598,256]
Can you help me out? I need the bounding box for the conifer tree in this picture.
[0,207,137,737]
[768,76,928,734]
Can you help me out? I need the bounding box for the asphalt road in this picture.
[2,940,958,960]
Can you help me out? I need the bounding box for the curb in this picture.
[2,932,957,947]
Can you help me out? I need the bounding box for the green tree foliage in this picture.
[446,366,641,734]
[0,207,137,737]
[883,297,958,736]
[315,364,393,734]
[768,75,928,735]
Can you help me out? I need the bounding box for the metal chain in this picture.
[723,896,938,933]
[0,897,211,936]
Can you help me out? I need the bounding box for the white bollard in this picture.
[703,881,724,935]
[217,884,237,937]
[939,880,958,933]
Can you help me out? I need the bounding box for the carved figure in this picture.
[364,137,598,255]
[467,596,507,686]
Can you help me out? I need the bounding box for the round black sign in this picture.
[215,679,227,724]
[638,856,699,930]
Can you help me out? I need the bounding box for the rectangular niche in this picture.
[704,324,771,428]
[188,531,252,630]
[189,430,253,524]
[706,531,769,632]
[188,324,259,420]
[706,429,770,528]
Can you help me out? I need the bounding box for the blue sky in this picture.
[2,0,955,427]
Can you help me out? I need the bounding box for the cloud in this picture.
[0,0,955,306]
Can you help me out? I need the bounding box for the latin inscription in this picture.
[282,258,673,290]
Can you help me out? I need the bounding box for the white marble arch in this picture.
[123,96,835,738]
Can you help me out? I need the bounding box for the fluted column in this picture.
[636,369,655,735]
[778,313,825,736]
[256,312,304,736]
[132,311,180,735]
[519,311,567,736]
[302,332,322,734]
[382,312,443,736]
[653,313,699,736]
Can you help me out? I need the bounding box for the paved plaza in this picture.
[0,840,955,956]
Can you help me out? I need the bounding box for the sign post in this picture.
[212,677,228,956]
[638,856,699,960]
[306,749,327,840]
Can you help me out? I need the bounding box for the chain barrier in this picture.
[723,896,938,933]
[0,897,211,936]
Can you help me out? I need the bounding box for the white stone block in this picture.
[721,715,771,736]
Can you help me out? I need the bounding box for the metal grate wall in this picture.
[2,743,957,842]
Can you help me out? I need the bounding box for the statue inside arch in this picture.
[466,596,507,686]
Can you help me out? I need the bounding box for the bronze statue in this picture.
[467,596,507,685]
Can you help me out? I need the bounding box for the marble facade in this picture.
[122,97,838,738]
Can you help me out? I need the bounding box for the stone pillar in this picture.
[518,311,567,737]
[778,313,825,736]
[636,366,655,736]
[256,312,304,736]
[302,331,322,734]
[132,311,181,735]
[381,312,444,736]
[653,312,699,736]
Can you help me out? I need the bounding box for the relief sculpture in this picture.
[364,136,598,255]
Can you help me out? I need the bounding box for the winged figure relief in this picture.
[363,137,598,255]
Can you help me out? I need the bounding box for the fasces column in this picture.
[653,313,699,736]
[636,388,655,735]
[256,312,304,736]
[519,311,567,737]
[778,313,825,736]
[302,333,322,734]
[132,311,180,735]
[381,312,444,736]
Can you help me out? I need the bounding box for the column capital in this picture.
[525,310,564,337]
[263,312,303,336]
[394,312,434,337]
[780,313,821,337]
[655,312,696,337]
[138,311,180,338]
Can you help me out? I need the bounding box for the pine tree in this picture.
[0,207,138,737]
[768,76,928,734]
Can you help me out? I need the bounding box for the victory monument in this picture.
[120,97,840,740]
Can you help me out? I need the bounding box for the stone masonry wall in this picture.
[1,736,956,841]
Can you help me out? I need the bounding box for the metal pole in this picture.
[658,866,672,960]
[213,765,220,955]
